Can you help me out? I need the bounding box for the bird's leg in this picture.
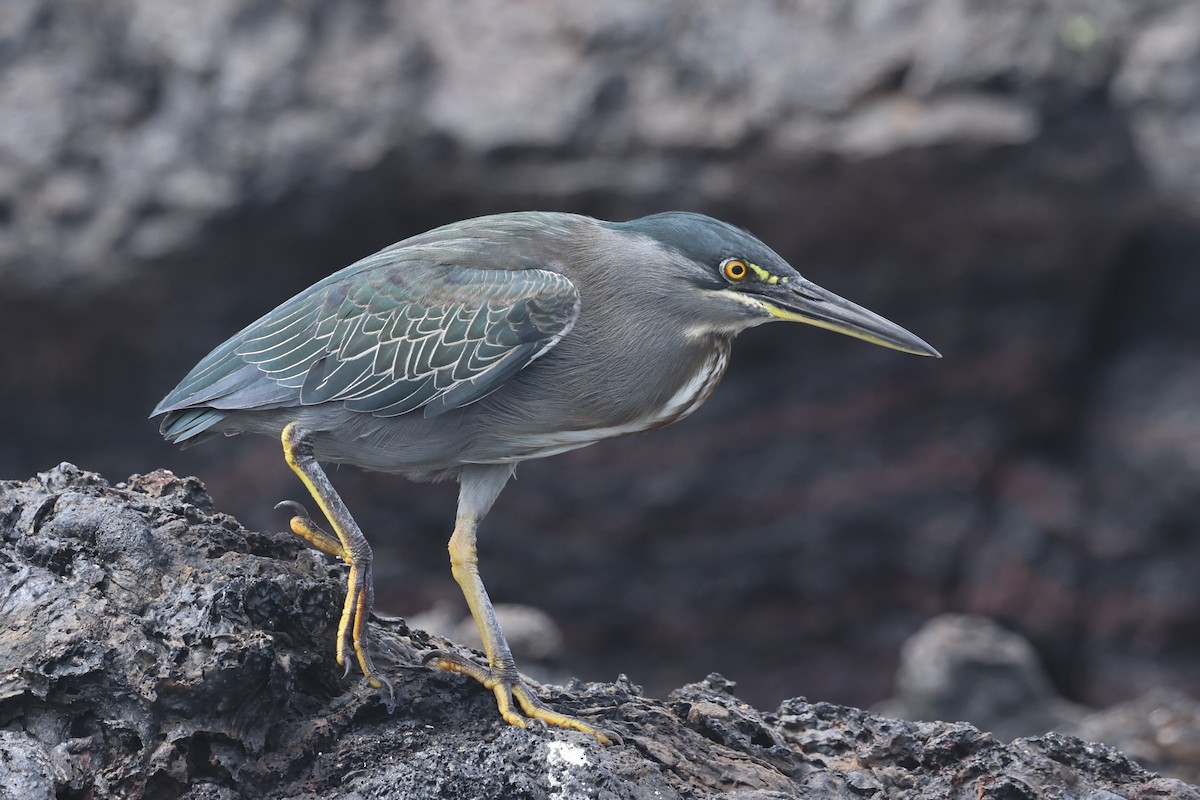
[279,421,390,692]
[422,465,618,745]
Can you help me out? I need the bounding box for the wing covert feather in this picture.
[220,258,580,418]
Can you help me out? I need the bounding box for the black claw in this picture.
[421,649,447,666]
[274,499,310,519]
[600,727,624,746]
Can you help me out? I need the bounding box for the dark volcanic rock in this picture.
[1073,689,1200,787]
[2,465,1197,799]
[880,614,1200,783]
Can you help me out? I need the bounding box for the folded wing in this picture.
[154,246,580,442]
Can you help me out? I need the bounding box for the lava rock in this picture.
[1,465,1196,799]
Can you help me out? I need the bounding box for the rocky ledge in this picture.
[1,464,1194,800]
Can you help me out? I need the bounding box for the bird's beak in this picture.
[754,279,941,358]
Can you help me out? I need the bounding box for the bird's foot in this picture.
[422,649,620,745]
[339,559,393,695]
[276,500,394,697]
[276,500,346,558]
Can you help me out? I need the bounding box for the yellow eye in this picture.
[722,258,748,282]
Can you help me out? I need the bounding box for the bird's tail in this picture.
[159,408,228,446]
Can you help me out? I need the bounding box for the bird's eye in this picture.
[722,259,748,282]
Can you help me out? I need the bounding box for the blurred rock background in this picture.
[4,0,1200,725]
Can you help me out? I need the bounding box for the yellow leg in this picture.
[279,422,388,691]
[423,468,620,744]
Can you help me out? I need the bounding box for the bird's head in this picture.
[616,212,940,357]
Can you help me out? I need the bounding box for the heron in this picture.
[153,211,939,744]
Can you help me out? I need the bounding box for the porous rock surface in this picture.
[1,464,1196,799]
[880,614,1200,784]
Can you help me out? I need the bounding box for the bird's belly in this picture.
[474,345,729,463]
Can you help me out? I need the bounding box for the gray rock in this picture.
[0,0,1178,290]
[879,614,1087,742]
[1071,688,1200,786]
[2,464,1195,799]
[0,731,56,800]
[1113,1,1200,212]
[881,613,1200,784]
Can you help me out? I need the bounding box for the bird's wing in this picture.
[156,248,580,421]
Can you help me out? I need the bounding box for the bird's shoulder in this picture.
[353,211,592,278]
[272,212,591,331]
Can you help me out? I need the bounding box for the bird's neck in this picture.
[650,335,731,429]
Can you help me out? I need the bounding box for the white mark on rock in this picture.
[545,739,590,800]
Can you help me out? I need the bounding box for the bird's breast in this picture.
[480,340,731,462]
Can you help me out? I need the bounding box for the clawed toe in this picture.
[423,649,620,744]
[423,649,496,685]
[276,499,346,558]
